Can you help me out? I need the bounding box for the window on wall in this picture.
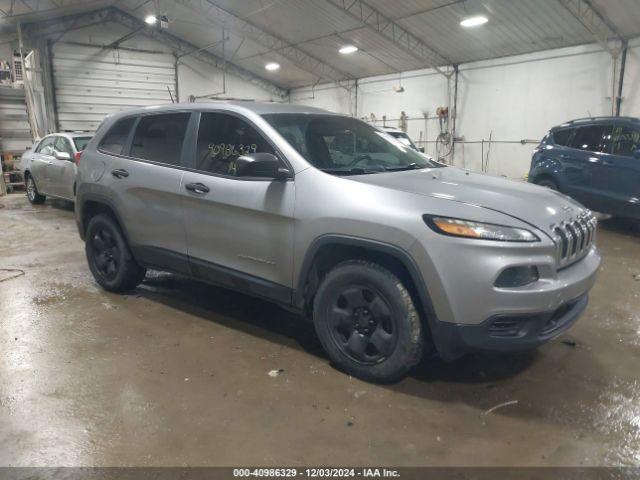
[130,113,191,166]
[195,112,275,176]
[611,126,640,157]
[569,125,611,153]
[99,117,136,155]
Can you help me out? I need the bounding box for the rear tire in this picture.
[26,176,46,204]
[536,178,559,191]
[85,213,146,292]
[312,260,424,383]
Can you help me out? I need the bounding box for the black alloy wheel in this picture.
[328,285,397,365]
[91,227,121,281]
[313,260,424,383]
[85,213,146,292]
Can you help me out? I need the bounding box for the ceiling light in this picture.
[339,45,358,54]
[460,15,488,27]
[145,15,157,25]
[265,62,280,71]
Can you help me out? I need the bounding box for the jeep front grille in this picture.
[551,212,596,268]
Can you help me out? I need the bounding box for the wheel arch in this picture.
[529,156,564,187]
[77,193,131,246]
[531,172,559,185]
[295,235,440,334]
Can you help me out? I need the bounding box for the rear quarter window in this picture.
[130,113,190,166]
[552,128,573,146]
[98,117,137,155]
[73,137,92,152]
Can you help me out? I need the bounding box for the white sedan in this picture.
[21,132,92,204]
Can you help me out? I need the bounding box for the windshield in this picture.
[263,114,442,175]
[73,137,92,151]
[387,131,417,150]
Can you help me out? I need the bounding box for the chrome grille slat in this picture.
[574,220,584,252]
[565,223,577,257]
[552,212,596,268]
[581,218,590,246]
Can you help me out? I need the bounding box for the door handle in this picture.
[185,182,210,194]
[111,169,129,179]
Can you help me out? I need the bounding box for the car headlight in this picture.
[423,215,539,242]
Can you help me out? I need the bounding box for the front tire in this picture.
[85,214,146,292]
[313,260,424,383]
[26,176,46,204]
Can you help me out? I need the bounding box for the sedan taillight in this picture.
[74,151,82,165]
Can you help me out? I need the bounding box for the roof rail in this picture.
[564,116,639,124]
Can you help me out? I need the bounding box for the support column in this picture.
[615,40,629,116]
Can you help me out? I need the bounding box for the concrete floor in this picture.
[0,192,639,467]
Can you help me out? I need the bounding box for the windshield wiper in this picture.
[384,163,424,172]
[319,167,380,176]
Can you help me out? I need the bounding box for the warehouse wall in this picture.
[177,56,283,103]
[0,43,32,153]
[0,43,12,62]
[454,43,614,178]
[39,21,283,130]
[289,41,634,179]
[290,81,356,115]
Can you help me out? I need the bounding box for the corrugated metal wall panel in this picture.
[52,43,176,132]
[0,87,32,152]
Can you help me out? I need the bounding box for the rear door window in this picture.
[130,113,191,166]
[552,128,573,146]
[611,125,640,157]
[99,117,136,155]
[569,125,611,153]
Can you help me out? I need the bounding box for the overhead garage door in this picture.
[51,43,177,132]
[0,87,32,151]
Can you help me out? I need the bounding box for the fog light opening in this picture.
[495,266,539,288]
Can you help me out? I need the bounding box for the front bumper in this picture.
[430,293,588,360]
[409,231,601,360]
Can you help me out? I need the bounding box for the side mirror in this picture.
[236,153,292,179]
[54,151,72,161]
[418,147,425,153]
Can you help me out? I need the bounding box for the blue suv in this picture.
[529,117,640,219]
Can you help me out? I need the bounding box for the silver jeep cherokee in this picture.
[76,102,601,383]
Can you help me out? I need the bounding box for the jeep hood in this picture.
[350,167,588,234]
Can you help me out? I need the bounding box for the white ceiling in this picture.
[0,0,638,89]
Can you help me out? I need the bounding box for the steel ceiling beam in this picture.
[22,8,112,39]
[22,7,289,98]
[558,0,622,56]
[174,0,353,87]
[324,0,452,77]
[0,0,109,20]
[111,8,289,98]
[106,26,144,49]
